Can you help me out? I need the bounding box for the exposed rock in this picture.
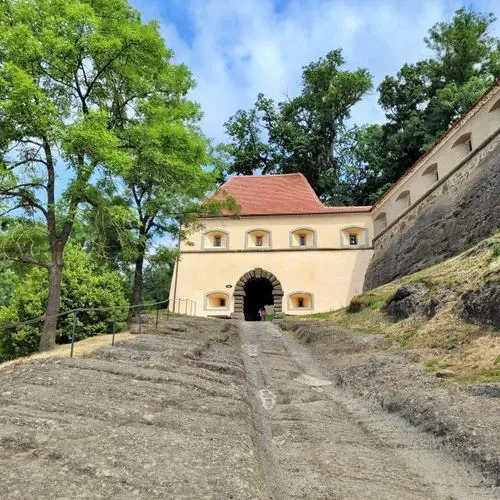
[457,280,500,328]
[424,298,442,318]
[383,282,428,321]
[346,297,368,314]
[435,369,455,378]
[470,385,500,398]
[365,138,500,291]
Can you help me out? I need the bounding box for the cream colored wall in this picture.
[182,212,374,251]
[170,248,373,317]
[372,84,500,234]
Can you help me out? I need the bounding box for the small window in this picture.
[290,228,315,248]
[395,190,411,211]
[452,132,473,156]
[205,292,230,310]
[213,235,221,247]
[288,292,313,310]
[374,212,387,235]
[246,230,271,249]
[421,163,439,191]
[349,233,358,246]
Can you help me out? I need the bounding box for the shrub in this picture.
[0,245,127,361]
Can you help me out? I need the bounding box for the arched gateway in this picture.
[232,268,284,322]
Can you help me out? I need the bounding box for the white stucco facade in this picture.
[170,212,374,318]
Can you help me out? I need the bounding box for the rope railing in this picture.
[0,297,197,359]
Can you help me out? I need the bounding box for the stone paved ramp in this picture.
[0,319,498,499]
[239,322,498,499]
[0,327,267,499]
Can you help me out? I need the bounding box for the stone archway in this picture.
[232,268,284,322]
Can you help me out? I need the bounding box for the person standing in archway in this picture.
[259,306,267,321]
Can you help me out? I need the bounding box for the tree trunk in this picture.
[39,249,64,352]
[131,251,145,308]
[128,242,146,323]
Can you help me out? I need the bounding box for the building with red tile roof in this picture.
[217,173,371,216]
[170,82,499,320]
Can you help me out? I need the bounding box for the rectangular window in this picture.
[435,170,439,182]
[349,233,358,246]
[466,139,472,152]
[219,298,226,307]
[256,235,263,247]
[213,235,222,247]
[299,234,306,246]
[298,298,304,308]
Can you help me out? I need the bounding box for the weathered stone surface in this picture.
[456,280,500,328]
[365,137,500,290]
[346,297,368,314]
[383,283,428,321]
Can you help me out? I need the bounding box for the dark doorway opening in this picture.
[244,278,273,321]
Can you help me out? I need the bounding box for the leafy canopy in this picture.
[221,50,372,202]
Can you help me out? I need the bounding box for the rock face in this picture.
[364,136,500,290]
[346,297,368,314]
[383,283,428,321]
[457,280,500,328]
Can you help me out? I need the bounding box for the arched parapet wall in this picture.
[232,268,284,322]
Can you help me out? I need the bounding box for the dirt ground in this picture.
[0,316,498,499]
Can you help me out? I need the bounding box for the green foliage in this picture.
[0,0,224,349]
[221,50,372,201]
[0,245,127,361]
[141,248,176,306]
[351,9,499,201]
[222,9,498,206]
[491,242,500,259]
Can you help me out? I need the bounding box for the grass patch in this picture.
[0,332,135,370]
[292,233,500,381]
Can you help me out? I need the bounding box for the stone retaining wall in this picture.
[364,132,500,290]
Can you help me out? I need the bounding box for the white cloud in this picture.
[131,0,500,142]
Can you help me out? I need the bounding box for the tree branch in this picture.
[83,42,136,100]
[0,254,50,269]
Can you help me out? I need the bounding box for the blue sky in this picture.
[129,0,500,144]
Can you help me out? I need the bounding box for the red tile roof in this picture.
[214,173,371,216]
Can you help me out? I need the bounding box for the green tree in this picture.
[121,102,226,312]
[222,50,372,201]
[362,8,500,197]
[141,247,176,306]
[0,244,127,361]
[0,0,210,351]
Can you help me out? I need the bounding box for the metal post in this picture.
[112,313,116,347]
[194,302,196,317]
[166,299,170,320]
[138,306,142,334]
[70,311,78,358]
[185,299,188,315]
[155,305,159,332]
